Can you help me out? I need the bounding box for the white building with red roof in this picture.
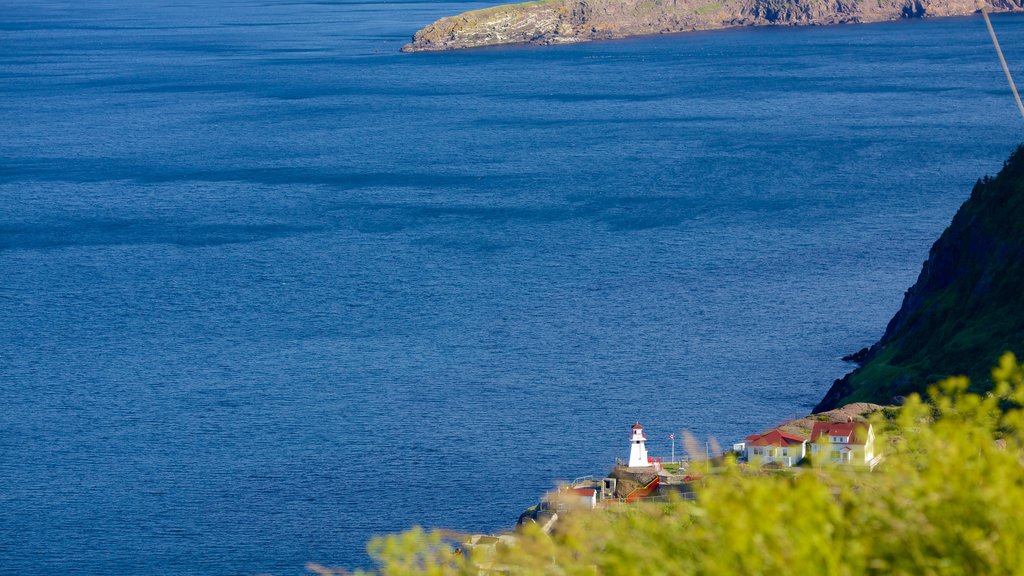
[744,429,807,467]
[569,487,598,509]
[809,420,876,467]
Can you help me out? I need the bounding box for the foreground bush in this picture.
[349,353,1024,575]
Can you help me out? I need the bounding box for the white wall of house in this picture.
[811,425,875,465]
[576,491,597,509]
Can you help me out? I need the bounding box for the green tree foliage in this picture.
[834,146,1024,407]
[344,353,1024,575]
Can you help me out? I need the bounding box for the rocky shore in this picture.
[402,0,1023,52]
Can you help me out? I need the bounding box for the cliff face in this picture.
[401,0,1023,52]
[816,146,1024,411]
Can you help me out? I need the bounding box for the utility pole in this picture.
[670,433,675,464]
[978,0,1024,121]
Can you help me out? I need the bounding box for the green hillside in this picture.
[816,146,1024,411]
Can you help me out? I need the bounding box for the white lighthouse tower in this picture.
[628,422,650,468]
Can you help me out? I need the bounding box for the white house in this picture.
[809,420,877,467]
[546,486,599,513]
[569,487,598,509]
[744,429,807,467]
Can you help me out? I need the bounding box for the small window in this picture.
[781,448,788,456]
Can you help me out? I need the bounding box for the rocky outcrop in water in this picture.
[815,146,1024,411]
[402,0,1023,52]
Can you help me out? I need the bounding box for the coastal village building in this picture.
[809,420,877,467]
[628,422,650,468]
[744,429,807,467]
[569,487,598,509]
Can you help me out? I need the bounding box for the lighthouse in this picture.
[628,422,650,468]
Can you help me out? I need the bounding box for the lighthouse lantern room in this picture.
[628,422,650,468]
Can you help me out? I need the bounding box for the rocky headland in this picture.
[816,146,1024,411]
[402,0,1023,52]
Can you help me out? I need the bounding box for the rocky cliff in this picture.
[816,146,1024,411]
[402,0,1023,52]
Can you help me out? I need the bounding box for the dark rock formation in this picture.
[842,347,872,365]
[608,464,658,498]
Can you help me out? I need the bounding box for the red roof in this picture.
[810,421,868,445]
[632,422,644,430]
[744,429,807,447]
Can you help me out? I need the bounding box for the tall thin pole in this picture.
[979,0,1024,121]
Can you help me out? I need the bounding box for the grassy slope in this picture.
[838,146,1024,405]
[454,0,556,24]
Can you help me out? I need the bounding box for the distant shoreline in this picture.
[401,0,1023,53]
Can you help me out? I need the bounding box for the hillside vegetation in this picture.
[817,146,1024,410]
[402,0,1024,52]
[334,353,1024,575]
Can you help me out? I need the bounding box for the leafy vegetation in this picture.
[823,146,1024,408]
[326,353,1024,575]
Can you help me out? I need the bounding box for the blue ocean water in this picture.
[2,1,1023,573]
